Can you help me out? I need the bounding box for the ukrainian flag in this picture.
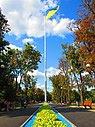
[46,6,59,20]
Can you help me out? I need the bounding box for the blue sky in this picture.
[0,0,82,92]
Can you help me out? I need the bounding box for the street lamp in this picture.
[1,64,5,68]
[60,87,63,104]
[86,64,90,68]
[86,64,95,81]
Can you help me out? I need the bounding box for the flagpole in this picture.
[43,5,59,102]
[44,15,47,102]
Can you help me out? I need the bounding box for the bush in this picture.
[32,103,67,127]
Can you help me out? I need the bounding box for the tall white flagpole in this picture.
[43,5,59,102]
[44,15,47,102]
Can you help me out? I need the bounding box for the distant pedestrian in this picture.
[76,101,79,106]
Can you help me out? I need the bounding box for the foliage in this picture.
[0,8,10,90]
[70,90,80,102]
[0,8,10,53]
[33,103,67,127]
[22,43,41,72]
[49,74,66,103]
[83,89,95,102]
[34,88,44,102]
[67,0,95,103]
[0,9,41,102]
[73,0,95,81]
[90,89,95,102]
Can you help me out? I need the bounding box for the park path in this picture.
[0,103,95,127]
[0,104,41,127]
[54,104,95,127]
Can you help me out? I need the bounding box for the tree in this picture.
[70,90,80,102]
[74,0,95,81]
[0,9,41,102]
[34,88,44,102]
[0,8,12,100]
[90,89,95,102]
[10,43,41,101]
[0,8,10,53]
[59,43,92,104]
[22,43,41,72]
[27,77,36,102]
[0,48,18,101]
[0,8,10,86]
[49,74,68,103]
[20,43,41,101]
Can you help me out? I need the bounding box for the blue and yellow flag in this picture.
[46,6,59,20]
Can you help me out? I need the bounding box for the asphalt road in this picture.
[0,104,95,127]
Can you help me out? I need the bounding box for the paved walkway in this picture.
[0,104,41,127]
[0,103,95,127]
[54,104,95,127]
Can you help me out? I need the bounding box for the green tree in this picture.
[0,8,10,53]
[90,89,95,102]
[10,43,41,101]
[21,43,41,101]
[71,90,80,102]
[0,48,18,101]
[34,88,44,102]
[27,77,36,102]
[49,74,67,103]
[0,8,10,86]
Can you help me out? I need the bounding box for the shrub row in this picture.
[32,103,67,127]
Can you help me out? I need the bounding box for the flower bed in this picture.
[32,103,67,127]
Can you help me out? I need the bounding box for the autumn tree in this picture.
[74,0,95,83]
[59,42,93,104]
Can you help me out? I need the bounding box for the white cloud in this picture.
[36,82,53,92]
[22,38,36,48]
[36,83,45,91]
[27,70,44,78]
[0,0,74,38]
[47,67,60,77]
[8,44,22,50]
[27,67,60,79]
[52,18,74,37]
[22,38,34,44]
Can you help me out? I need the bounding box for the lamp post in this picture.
[1,64,5,68]
[86,64,95,84]
[86,64,90,68]
[60,87,63,104]
[86,64,92,77]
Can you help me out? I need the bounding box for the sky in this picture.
[0,0,82,92]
